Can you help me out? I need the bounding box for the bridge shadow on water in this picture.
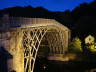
[34,57,96,72]
[0,46,15,72]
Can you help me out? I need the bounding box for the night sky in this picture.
[0,0,94,11]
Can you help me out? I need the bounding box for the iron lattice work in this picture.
[22,26,69,72]
[23,27,47,72]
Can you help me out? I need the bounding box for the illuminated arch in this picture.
[0,17,70,72]
[22,25,69,72]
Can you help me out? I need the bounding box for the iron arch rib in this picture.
[23,27,48,72]
[22,26,69,72]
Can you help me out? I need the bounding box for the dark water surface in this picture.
[34,57,96,72]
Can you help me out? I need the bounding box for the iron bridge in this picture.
[0,16,70,72]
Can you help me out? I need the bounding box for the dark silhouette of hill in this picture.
[0,6,54,18]
[0,1,96,39]
[71,1,96,39]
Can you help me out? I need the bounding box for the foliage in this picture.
[84,35,96,53]
[85,41,96,53]
[69,37,82,53]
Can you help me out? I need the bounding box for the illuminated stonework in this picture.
[0,15,70,72]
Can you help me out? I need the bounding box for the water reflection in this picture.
[34,56,96,72]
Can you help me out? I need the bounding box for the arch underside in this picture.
[22,26,68,72]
